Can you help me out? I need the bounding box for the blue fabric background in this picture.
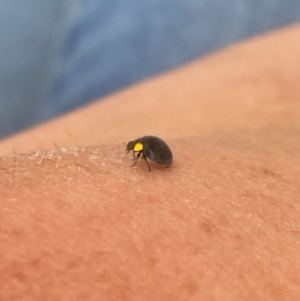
[1,0,300,137]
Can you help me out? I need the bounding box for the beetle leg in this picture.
[141,153,151,172]
[131,151,141,167]
[131,151,136,161]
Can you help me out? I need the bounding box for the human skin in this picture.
[0,25,300,301]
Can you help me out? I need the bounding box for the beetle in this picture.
[125,136,173,172]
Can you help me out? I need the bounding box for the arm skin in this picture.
[1,25,300,301]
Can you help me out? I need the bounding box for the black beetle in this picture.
[125,136,173,172]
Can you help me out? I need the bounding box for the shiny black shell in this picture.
[127,136,173,165]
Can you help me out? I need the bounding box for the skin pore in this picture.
[0,25,300,300]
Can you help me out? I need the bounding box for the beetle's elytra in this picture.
[125,136,173,172]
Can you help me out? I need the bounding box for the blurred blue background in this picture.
[1,0,300,138]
